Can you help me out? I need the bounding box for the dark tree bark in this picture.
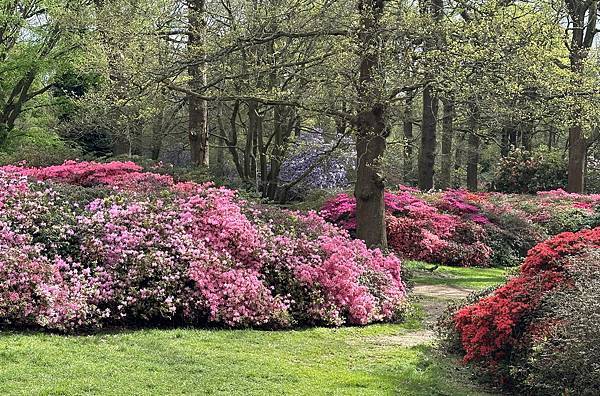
[501,128,510,157]
[417,0,443,191]
[354,0,388,249]
[213,103,229,178]
[403,94,415,184]
[520,120,533,151]
[244,100,258,182]
[568,124,586,192]
[466,133,480,191]
[547,127,556,150]
[500,123,518,156]
[454,130,465,186]
[565,0,597,192]
[188,0,209,167]
[418,83,438,190]
[466,104,480,191]
[266,106,295,201]
[439,97,454,190]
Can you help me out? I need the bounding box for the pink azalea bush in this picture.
[0,162,407,332]
[321,188,600,267]
[0,160,174,191]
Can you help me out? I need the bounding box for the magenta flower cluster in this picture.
[321,188,600,267]
[0,162,406,332]
[1,160,174,192]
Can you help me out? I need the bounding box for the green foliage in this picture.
[483,211,545,267]
[491,148,568,193]
[0,133,82,167]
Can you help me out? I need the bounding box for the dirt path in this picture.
[413,284,472,326]
[384,284,473,347]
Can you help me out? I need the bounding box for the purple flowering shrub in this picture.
[0,163,406,332]
[278,130,355,198]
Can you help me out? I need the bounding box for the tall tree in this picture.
[417,0,443,190]
[354,0,388,249]
[564,0,598,192]
[187,0,209,166]
[466,101,480,191]
[439,96,454,189]
[0,0,83,147]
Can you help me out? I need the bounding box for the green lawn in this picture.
[405,261,510,290]
[0,264,507,396]
[0,324,489,396]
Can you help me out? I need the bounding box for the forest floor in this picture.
[0,263,508,396]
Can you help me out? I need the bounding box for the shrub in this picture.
[322,191,493,267]
[321,187,600,267]
[0,134,82,168]
[509,251,600,395]
[491,148,567,194]
[278,130,355,200]
[444,228,600,393]
[0,163,406,332]
[452,228,600,364]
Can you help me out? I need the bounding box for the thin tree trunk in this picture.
[354,0,387,249]
[466,104,480,191]
[418,83,438,190]
[244,100,257,182]
[226,101,245,178]
[453,130,465,187]
[417,0,443,191]
[439,97,454,190]
[567,50,587,192]
[403,94,414,184]
[466,133,480,191]
[188,0,209,167]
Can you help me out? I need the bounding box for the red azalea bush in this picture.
[443,227,600,393]
[321,188,600,267]
[450,227,600,363]
[0,162,406,332]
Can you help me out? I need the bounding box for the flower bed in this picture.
[321,188,600,267]
[0,162,406,332]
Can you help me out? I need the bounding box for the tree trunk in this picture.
[501,127,509,157]
[266,106,293,201]
[213,103,228,178]
[453,131,465,187]
[566,50,587,192]
[188,0,209,167]
[224,101,245,178]
[565,0,596,192]
[568,124,586,192]
[439,97,454,190]
[418,83,438,190]
[417,0,443,191]
[520,120,533,151]
[403,94,414,184]
[244,100,257,182]
[354,0,387,249]
[150,116,163,161]
[466,104,480,191]
[466,133,480,191]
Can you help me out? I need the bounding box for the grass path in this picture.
[0,263,508,396]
